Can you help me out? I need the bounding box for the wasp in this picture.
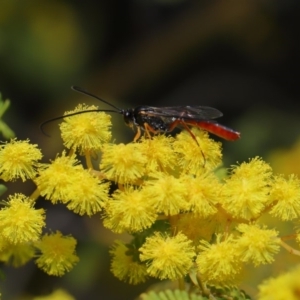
[41,86,240,142]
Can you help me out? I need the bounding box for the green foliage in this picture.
[139,287,252,300]
[139,289,206,300]
[0,93,15,139]
[0,184,7,197]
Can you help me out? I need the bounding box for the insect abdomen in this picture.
[182,120,240,141]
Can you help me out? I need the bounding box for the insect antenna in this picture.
[40,86,123,136]
[71,86,122,112]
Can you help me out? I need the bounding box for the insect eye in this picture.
[123,111,131,124]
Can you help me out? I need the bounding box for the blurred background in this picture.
[1,0,300,299]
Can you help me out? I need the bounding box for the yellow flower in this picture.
[183,173,220,217]
[0,193,45,244]
[100,143,147,184]
[176,213,221,243]
[0,139,42,181]
[35,231,79,276]
[258,265,300,300]
[0,239,35,267]
[235,224,280,266]
[269,174,300,220]
[221,157,272,220]
[35,152,83,203]
[103,186,157,233]
[64,169,110,216]
[143,173,188,216]
[33,289,75,300]
[139,232,195,280]
[139,135,176,174]
[196,235,242,286]
[173,128,222,175]
[110,240,148,285]
[36,152,109,215]
[60,104,111,153]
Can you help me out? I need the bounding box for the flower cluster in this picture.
[258,265,300,300]
[1,102,300,299]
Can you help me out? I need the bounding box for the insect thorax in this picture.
[130,106,169,132]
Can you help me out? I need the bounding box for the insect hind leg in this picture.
[168,119,206,166]
[168,119,199,145]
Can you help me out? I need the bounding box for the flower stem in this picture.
[280,234,297,241]
[85,151,93,169]
[177,277,185,290]
[196,272,210,296]
[29,188,40,203]
[280,239,300,256]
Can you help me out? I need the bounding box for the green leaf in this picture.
[0,184,8,196]
[0,93,15,139]
[139,289,206,300]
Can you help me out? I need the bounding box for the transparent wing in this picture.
[139,106,223,121]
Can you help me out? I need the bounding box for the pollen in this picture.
[0,139,42,182]
[60,104,112,153]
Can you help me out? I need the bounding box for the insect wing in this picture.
[139,106,223,121]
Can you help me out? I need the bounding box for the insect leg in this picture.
[168,119,206,165]
[167,119,180,132]
[143,123,161,139]
[168,119,199,146]
[133,126,142,142]
[134,123,167,141]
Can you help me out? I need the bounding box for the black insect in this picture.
[41,86,240,142]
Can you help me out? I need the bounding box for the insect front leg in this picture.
[133,126,142,142]
[133,123,159,142]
